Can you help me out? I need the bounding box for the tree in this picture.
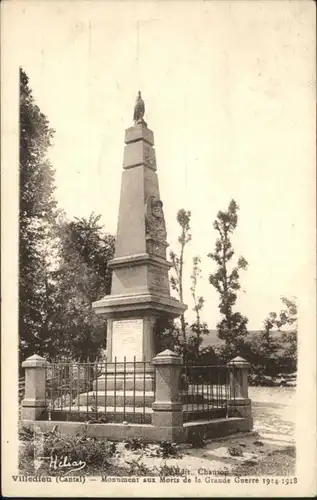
[186,256,209,361]
[261,296,298,374]
[262,312,279,373]
[190,256,204,328]
[276,297,297,329]
[208,199,248,356]
[51,213,115,360]
[275,296,298,373]
[19,67,58,360]
[245,312,280,378]
[244,296,298,381]
[170,209,191,345]
[169,218,214,363]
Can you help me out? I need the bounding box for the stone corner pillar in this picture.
[151,349,185,443]
[227,356,253,431]
[21,354,48,421]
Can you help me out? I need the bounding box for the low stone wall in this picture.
[20,417,250,443]
[20,420,159,442]
[184,417,248,441]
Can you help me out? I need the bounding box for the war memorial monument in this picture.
[21,93,253,443]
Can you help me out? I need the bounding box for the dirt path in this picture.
[249,387,295,445]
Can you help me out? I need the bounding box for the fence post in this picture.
[152,349,185,443]
[227,356,253,431]
[21,354,47,421]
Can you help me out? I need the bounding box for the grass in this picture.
[18,430,184,477]
[232,446,296,476]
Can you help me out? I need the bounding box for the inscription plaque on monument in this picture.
[112,319,143,361]
[148,266,169,295]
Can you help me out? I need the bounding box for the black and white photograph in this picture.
[1,0,316,497]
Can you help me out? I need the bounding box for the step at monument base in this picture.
[75,390,155,407]
[93,373,155,392]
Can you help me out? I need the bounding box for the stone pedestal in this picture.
[227,356,253,431]
[88,121,186,410]
[152,349,185,442]
[21,354,47,420]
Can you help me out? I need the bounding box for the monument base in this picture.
[76,390,154,407]
[75,364,155,411]
[93,372,155,392]
[93,290,186,319]
[93,293,186,365]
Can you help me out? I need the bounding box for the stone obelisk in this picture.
[92,93,186,387]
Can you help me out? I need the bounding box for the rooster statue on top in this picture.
[133,91,146,126]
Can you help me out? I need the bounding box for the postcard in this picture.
[1,0,316,497]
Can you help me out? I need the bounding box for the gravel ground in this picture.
[109,432,296,477]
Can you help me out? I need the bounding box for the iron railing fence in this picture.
[43,357,154,424]
[181,364,237,422]
[20,358,238,425]
[19,377,25,404]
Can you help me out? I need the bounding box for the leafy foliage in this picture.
[125,457,154,476]
[208,199,248,352]
[254,297,297,371]
[168,210,210,362]
[170,209,192,344]
[19,68,58,361]
[19,69,115,362]
[156,440,181,459]
[190,256,204,324]
[157,464,184,476]
[228,446,244,457]
[277,297,298,368]
[184,256,210,362]
[19,425,35,442]
[51,213,115,360]
[124,438,145,451]
[170,209,192,298]
[19,428,117,475]
[239,297,298,380]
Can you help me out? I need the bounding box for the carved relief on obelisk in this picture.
[145,196,168,258]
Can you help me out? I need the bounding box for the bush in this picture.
[124,438,145,451]
[156,441,181,459]
[228,446,244,457]
[19,429,117,474]
[125,457,154,476]
[19,426,35,442]
[248,372,275,387]
[253,440,264,447]
[157,463,184,476]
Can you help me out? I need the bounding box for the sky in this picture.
[3,0,315,329]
